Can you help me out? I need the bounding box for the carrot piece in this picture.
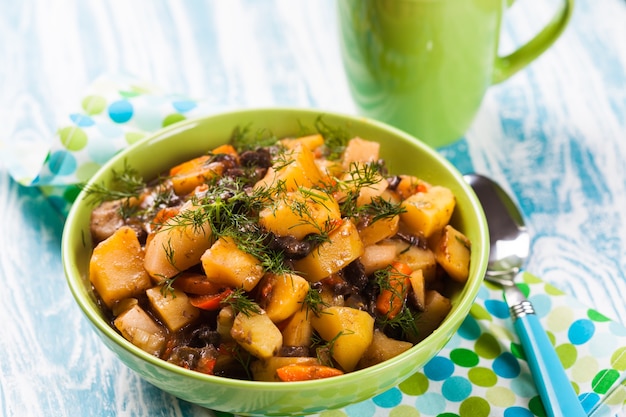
[196,357,217,375]
[152,206,180,226]
[173,272,224,295]
[169,143,237,179]
[391,261,413,276]
[376,262,412,319]
[276,364,344,381]
[396,176,430,199]
[169,155,211,176]
[189,288,234,310]
[211,144,238,157]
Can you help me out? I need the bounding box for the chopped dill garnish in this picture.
[333,161,391,220]
[81,160,145,205]
[163,238,177,268]
[314,116,350,160]
[222,288,262,317]
[159,274,181,298]
[344,161,385,189]
[374,266,419,338]
[374,266,398,293]
[226,226,291,275]
[301,287,330,318]
[377,307,419,340]
[361,196,407,223]
[229,124,279,152]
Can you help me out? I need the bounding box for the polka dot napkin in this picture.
[5,74,219,216]
[302,273,626,417]
[9,75,626,417]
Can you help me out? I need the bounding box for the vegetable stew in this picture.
[85,123,471,381]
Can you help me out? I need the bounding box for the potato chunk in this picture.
[231,311,283,360]
[258,273,310,323]
[255,144,325,192]
[89,226,152,309]
[408,269,427,311]
[259,188,341,240]
[357,329,413,369]
[342,137,380,168]
[216,305,236,342]
[334,167,388,208]
[400,185,456,238]
[358,215,400,246]
[433,225,472,283]
[169,155,224,196]
[294,220,364,282]
[389,239,438,281]
[201,236,264,291]
[144,201,213,280]
[114,304,166,356]
[146,286,200,332]
[410,290,452,343]
[360,242,397,275]
[281,308,314,347]
[394,175,429,200]
[311,306,374,372]
[280,134,324,151]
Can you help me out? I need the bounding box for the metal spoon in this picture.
[464,173,586,417]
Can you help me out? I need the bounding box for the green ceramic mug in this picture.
[338,0,574,147]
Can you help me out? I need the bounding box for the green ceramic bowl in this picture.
[62,108,489,416]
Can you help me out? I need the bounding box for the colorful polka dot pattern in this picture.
[24,77,626,416]
[29,75,215,216]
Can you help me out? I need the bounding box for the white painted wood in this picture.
[1,0,624,415]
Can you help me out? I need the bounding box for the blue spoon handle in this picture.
[511,300,587,417]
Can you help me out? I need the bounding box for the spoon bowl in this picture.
[465,173,586,417]
[465,173,530,279]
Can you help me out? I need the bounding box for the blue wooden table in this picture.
[1,1,625,416]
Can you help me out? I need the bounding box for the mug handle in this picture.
[492,0,574,83]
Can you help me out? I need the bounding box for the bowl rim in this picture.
[61,106,489,391]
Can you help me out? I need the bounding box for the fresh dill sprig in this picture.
[269,146,296,172]
[154,174,294,275]
[312,329,354,367]
[227,227,291,275]
[307,227,333,250]
[222,288,262,317]
[314,116,350,160]
[147,185,178,213]
[300,287,330,318]
[337,190,360,220]
[455,234,471,250]
[79,160,148,220]
[159,273,181,298]
[343,161,386,190]
[163,238,178,267]
[295,119,316,137]
[374,266,418,338]
[374,266,396,293]
[334,161,388,219]
[229,124,279,152]
[360,196,407,223]
[81,160,146,205]
[377,307,419,340]
[287,187,337,247]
